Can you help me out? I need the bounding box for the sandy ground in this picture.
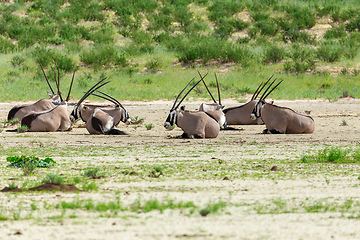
[1,98,360,240]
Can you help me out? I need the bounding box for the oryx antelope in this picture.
[70,80,130,135]
[222,76,275,125]
[7,63,61,121]
[164,78,220,138]
[250,79,315,134]
[20,67,76,132]
[197,72,226,128]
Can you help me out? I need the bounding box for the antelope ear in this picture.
[180,105,185,111]
[47,92,52,97]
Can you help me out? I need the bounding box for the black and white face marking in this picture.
[70,107,79,123]
[164,109,177,129]
[250,101,263,120]
[122,109,131,125]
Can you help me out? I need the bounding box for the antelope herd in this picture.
[3,64,315,137]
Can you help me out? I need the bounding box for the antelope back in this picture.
[10,99,56,121]
[21,104,70,132]
[177,110,220,138]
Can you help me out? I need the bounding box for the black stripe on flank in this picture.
[91,117,104,134]
[204,112,218,123]
[21,113,39,129]
[7,106,24,120]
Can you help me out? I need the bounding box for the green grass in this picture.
[0,1,360,102]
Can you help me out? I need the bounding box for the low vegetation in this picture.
[0,0,360,102]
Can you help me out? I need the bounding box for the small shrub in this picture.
[149,166,163,178]
[145,123,154,130]
[83,168,105,179]
[263,45,286,63]
[145,58,162,72]
[16,125,28,133]
[21,161,37,176]
[7,156,56,168]
[10,56,25,68]
[316,42,343,63]
[8,182,18,190]
[82,181,99,191]
[42,173,64,185]
[131,116,144,124]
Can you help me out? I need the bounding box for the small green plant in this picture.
[199,200,227,216]
[145,123,154,130]
[7,156,56,168]
[145,58,162,72]
[41,173,64,185]
[149,166,163,178]
[21,161,37,176]
[7,182,18,190]
[17,125,28,132]
[131,116,144,125]
[300,147,359,163]
[341,119,348,126]
[83,167,105,179]
[82,181,99,191]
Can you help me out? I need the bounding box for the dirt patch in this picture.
[1,184,79,192]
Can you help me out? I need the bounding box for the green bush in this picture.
[263,45,286,63]
[7,155,56,168]
[80,44,127,68]
[0,37,16,53]
[324,27,347,39]
[316,41,343,62]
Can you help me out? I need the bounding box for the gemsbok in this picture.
[250,79,315,134]
[20,67,76,132]
[70,80,130,135]
[7,63,62,121]
[164,77,221,138]
[197,72,226,128]
[222,76,275,125]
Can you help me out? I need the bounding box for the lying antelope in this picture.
[197,72,226,128]
[21,67,76,132]
[250,79,315,134]
[164,78,220,138]
[7,63,61,121]
[222,76,275,125]
[70,80,130,135]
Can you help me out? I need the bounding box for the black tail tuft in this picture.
[106,128,128,135]
[221,126,244,131]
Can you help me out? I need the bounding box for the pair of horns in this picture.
[171,73,208,110]
[251,75,274,101]
[39,62,75,102]
[257,75,283,101]
[91,90,126,110]
[197,71,221,106]
[75,78,110,107]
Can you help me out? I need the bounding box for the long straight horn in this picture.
[171,77,196,110]
[259,79,277,102]
[95,90,125,109]
[251,82,263,101]
[215,73,221,106]
[56,63,63,102]
[253,74,274,100]
[263,80,283,100]
[198,71,217,104]
[66,70,76,102]
[76,78,110,107]
[39,62,55,95]
[175,78,203,110]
